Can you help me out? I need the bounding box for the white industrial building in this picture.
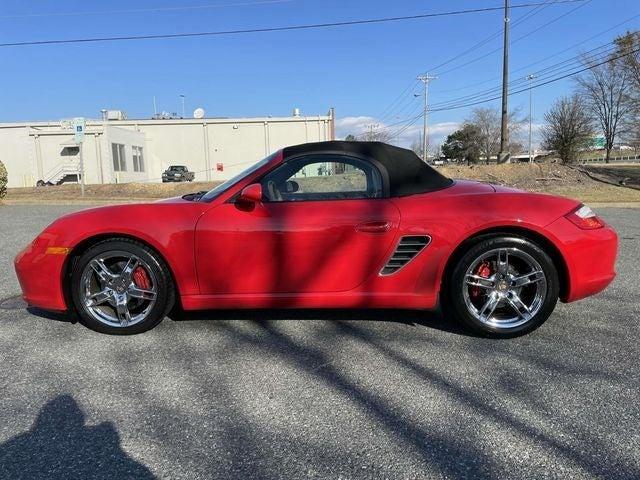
[0,109,335,188]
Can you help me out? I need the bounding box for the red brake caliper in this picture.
[132,266,151,290]
[470,261,492,298]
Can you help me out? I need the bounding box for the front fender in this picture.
[33,202,208,298]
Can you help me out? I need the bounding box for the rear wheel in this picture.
[446,236,559,338]
[71,239,174,334]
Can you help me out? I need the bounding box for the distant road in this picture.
[585,164,640,187]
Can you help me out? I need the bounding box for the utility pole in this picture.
[497,0,510,164]
[526,74,536,162]
[417,74,437,162]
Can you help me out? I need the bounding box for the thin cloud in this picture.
[336,116,460,148]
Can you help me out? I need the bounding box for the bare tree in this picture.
[467,108,499,164]
[577,49,634,162]
[357,125,392,143]
[409,131,431,158]
[410,133,423,157]
[614,31,640,151]
[466,107,524,163]
[615,31,640,89]
[541,94,593,164]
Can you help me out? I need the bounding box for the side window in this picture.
[261,155,383,202]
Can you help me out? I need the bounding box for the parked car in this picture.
[15,141,617,337]
[162,165,195,182]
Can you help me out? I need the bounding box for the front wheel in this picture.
[446,236,559,338]
[70,239,175,334]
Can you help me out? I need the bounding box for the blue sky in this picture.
[0,0,638,147]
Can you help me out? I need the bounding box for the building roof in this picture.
[0,115,333,129]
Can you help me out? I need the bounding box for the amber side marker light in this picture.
[565,205,604,230]
[45,247,72,255]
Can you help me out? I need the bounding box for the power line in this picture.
[377,1,550,124]
[389,114,424,139]
[429,42,620,111]
[430,47,639,113]
[428,40,618,110]
[426,0,556,74]
[433,0,593,77]
[382,44,637,138]
[0,0,590,48]
[0,0,294,19]
[434,12,640,95]
[377,0,586,126]
[377,79,420,123]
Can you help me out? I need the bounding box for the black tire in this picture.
[70,238,175,335]
[36,180,45,187]
[444,235,559,338]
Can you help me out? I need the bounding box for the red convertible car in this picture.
[14,141,617,337]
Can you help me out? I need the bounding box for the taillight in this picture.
[565,205,604,230]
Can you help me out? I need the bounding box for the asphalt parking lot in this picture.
[0,204,638,479]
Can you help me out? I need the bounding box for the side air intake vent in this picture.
[380,235,431,276]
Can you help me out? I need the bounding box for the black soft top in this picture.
[282,141,452,196]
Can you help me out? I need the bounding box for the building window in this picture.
[132,146,145,172]
[112,143,126,172]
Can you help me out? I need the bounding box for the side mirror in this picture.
[238,183,263,203]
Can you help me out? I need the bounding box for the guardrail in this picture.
[580,155,640,164]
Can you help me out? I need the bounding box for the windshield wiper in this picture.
[181,191,208,202]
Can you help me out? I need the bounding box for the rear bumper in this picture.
[14,243,68,312]
[546,216,618,303]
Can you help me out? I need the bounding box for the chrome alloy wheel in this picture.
[462,247,547,329]
[79,251,158,328]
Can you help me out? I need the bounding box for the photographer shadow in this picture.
[0,395,154,480]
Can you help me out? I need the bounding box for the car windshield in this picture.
[200,152,276,202]
[170,166,186,171]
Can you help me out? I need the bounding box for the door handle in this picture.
[356,221,391,233]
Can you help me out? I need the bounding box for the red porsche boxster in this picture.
[14,141,617,337]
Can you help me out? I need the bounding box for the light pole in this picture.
[526,74,536,162]
[417,74,437,162]
[179,94,186,119]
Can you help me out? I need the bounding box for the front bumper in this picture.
[546,216,618,303]
[14,243,68,311]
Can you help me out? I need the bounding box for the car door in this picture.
[195,154,400,295]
